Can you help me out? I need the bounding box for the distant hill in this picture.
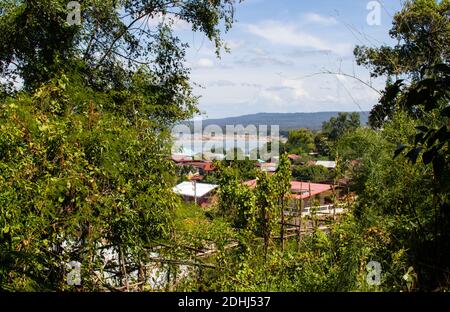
[197,112,369,132]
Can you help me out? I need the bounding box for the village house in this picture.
[244,179,334,210]
[171,156,215,176]
[172,181,218,206]
[256,162,278,173]
[289,181,334,209]
[288,154,301,161]
[314,160,337,169]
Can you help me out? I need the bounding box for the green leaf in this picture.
[441,106,450,117]
[415,126,428,133]
[405,147,422,164]
[422,150,434,165]
[394,144,407,159]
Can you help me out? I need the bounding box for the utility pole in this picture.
[190,175,202,205]
[193,180,197,205]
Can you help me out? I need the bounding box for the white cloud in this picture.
[259,89,283,104]
[248,47,267,56]
[235,55,293,67]
[281,79,309,99]
[208,80,237,87]
[196,58,214,68]
[304,13,338,26]
[245,20,352,56]
[226,39,245,51]
[190,57,382,117]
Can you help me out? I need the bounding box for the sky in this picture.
[162,0,405,119]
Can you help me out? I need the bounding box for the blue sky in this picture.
[158,0,405,119]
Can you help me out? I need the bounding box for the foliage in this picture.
[354,0,449,289]
[222,149,258,181]
[0,0,237,92]
[322,112,361,142]
[0,82,180,290]
[217,164,256,230]
[285,128,315,155]
[0,0,239,291]
[314,132,330,156]
[355,0,450,127]
[292,165,330,183]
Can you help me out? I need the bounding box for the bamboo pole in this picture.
[280,197,285,251]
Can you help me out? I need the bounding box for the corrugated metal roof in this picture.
[290,181,332,199]
[258,162,277,172]
[172,181,218,198]
[315,160,336,169]
[243,180,332,199]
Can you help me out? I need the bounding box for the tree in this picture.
[222,148,258,180]
[292,165,330,183]
[286,128,315,154]
[0,88,180,290]
[0,0,240,291]
[273,154,292,250]
[0,0,237,91]
[314,132,330,156]
[217,165,256,230]
[321,112,360,142]
[353,0,450,290]
[355,0,450,128]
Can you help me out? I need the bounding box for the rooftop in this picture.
[257,162,278,172]
[172,181,218,198]
[290,181,332,199]
[288,154,301,160]
[171,155,193,162]
[315,160,337,169]
[243,180,332,199]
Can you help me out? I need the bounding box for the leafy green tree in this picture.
[0,87,180,290]
[217,165,256,230]
[314,132,330,156]
[286,128,315,154]
[354,0,449,289]
[292,165,330,183]
[0,0,237,92]
[0,0,240,291]
[273,153,292,250]
[222,148,258,181]
[355,0,449,128]
[322,112,360,142]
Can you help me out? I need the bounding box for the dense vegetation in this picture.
[0,0,238,291]
[0,0,449,292]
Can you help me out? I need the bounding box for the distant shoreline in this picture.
[182,111,369,132]
[177,134,286,143]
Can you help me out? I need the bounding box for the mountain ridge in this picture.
[196,111,369,132]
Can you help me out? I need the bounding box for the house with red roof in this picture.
[288,154,301,161]
[171,157,215,176]
[243,179,334,209]
[289,181,333,209]
[256,162,277,173]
